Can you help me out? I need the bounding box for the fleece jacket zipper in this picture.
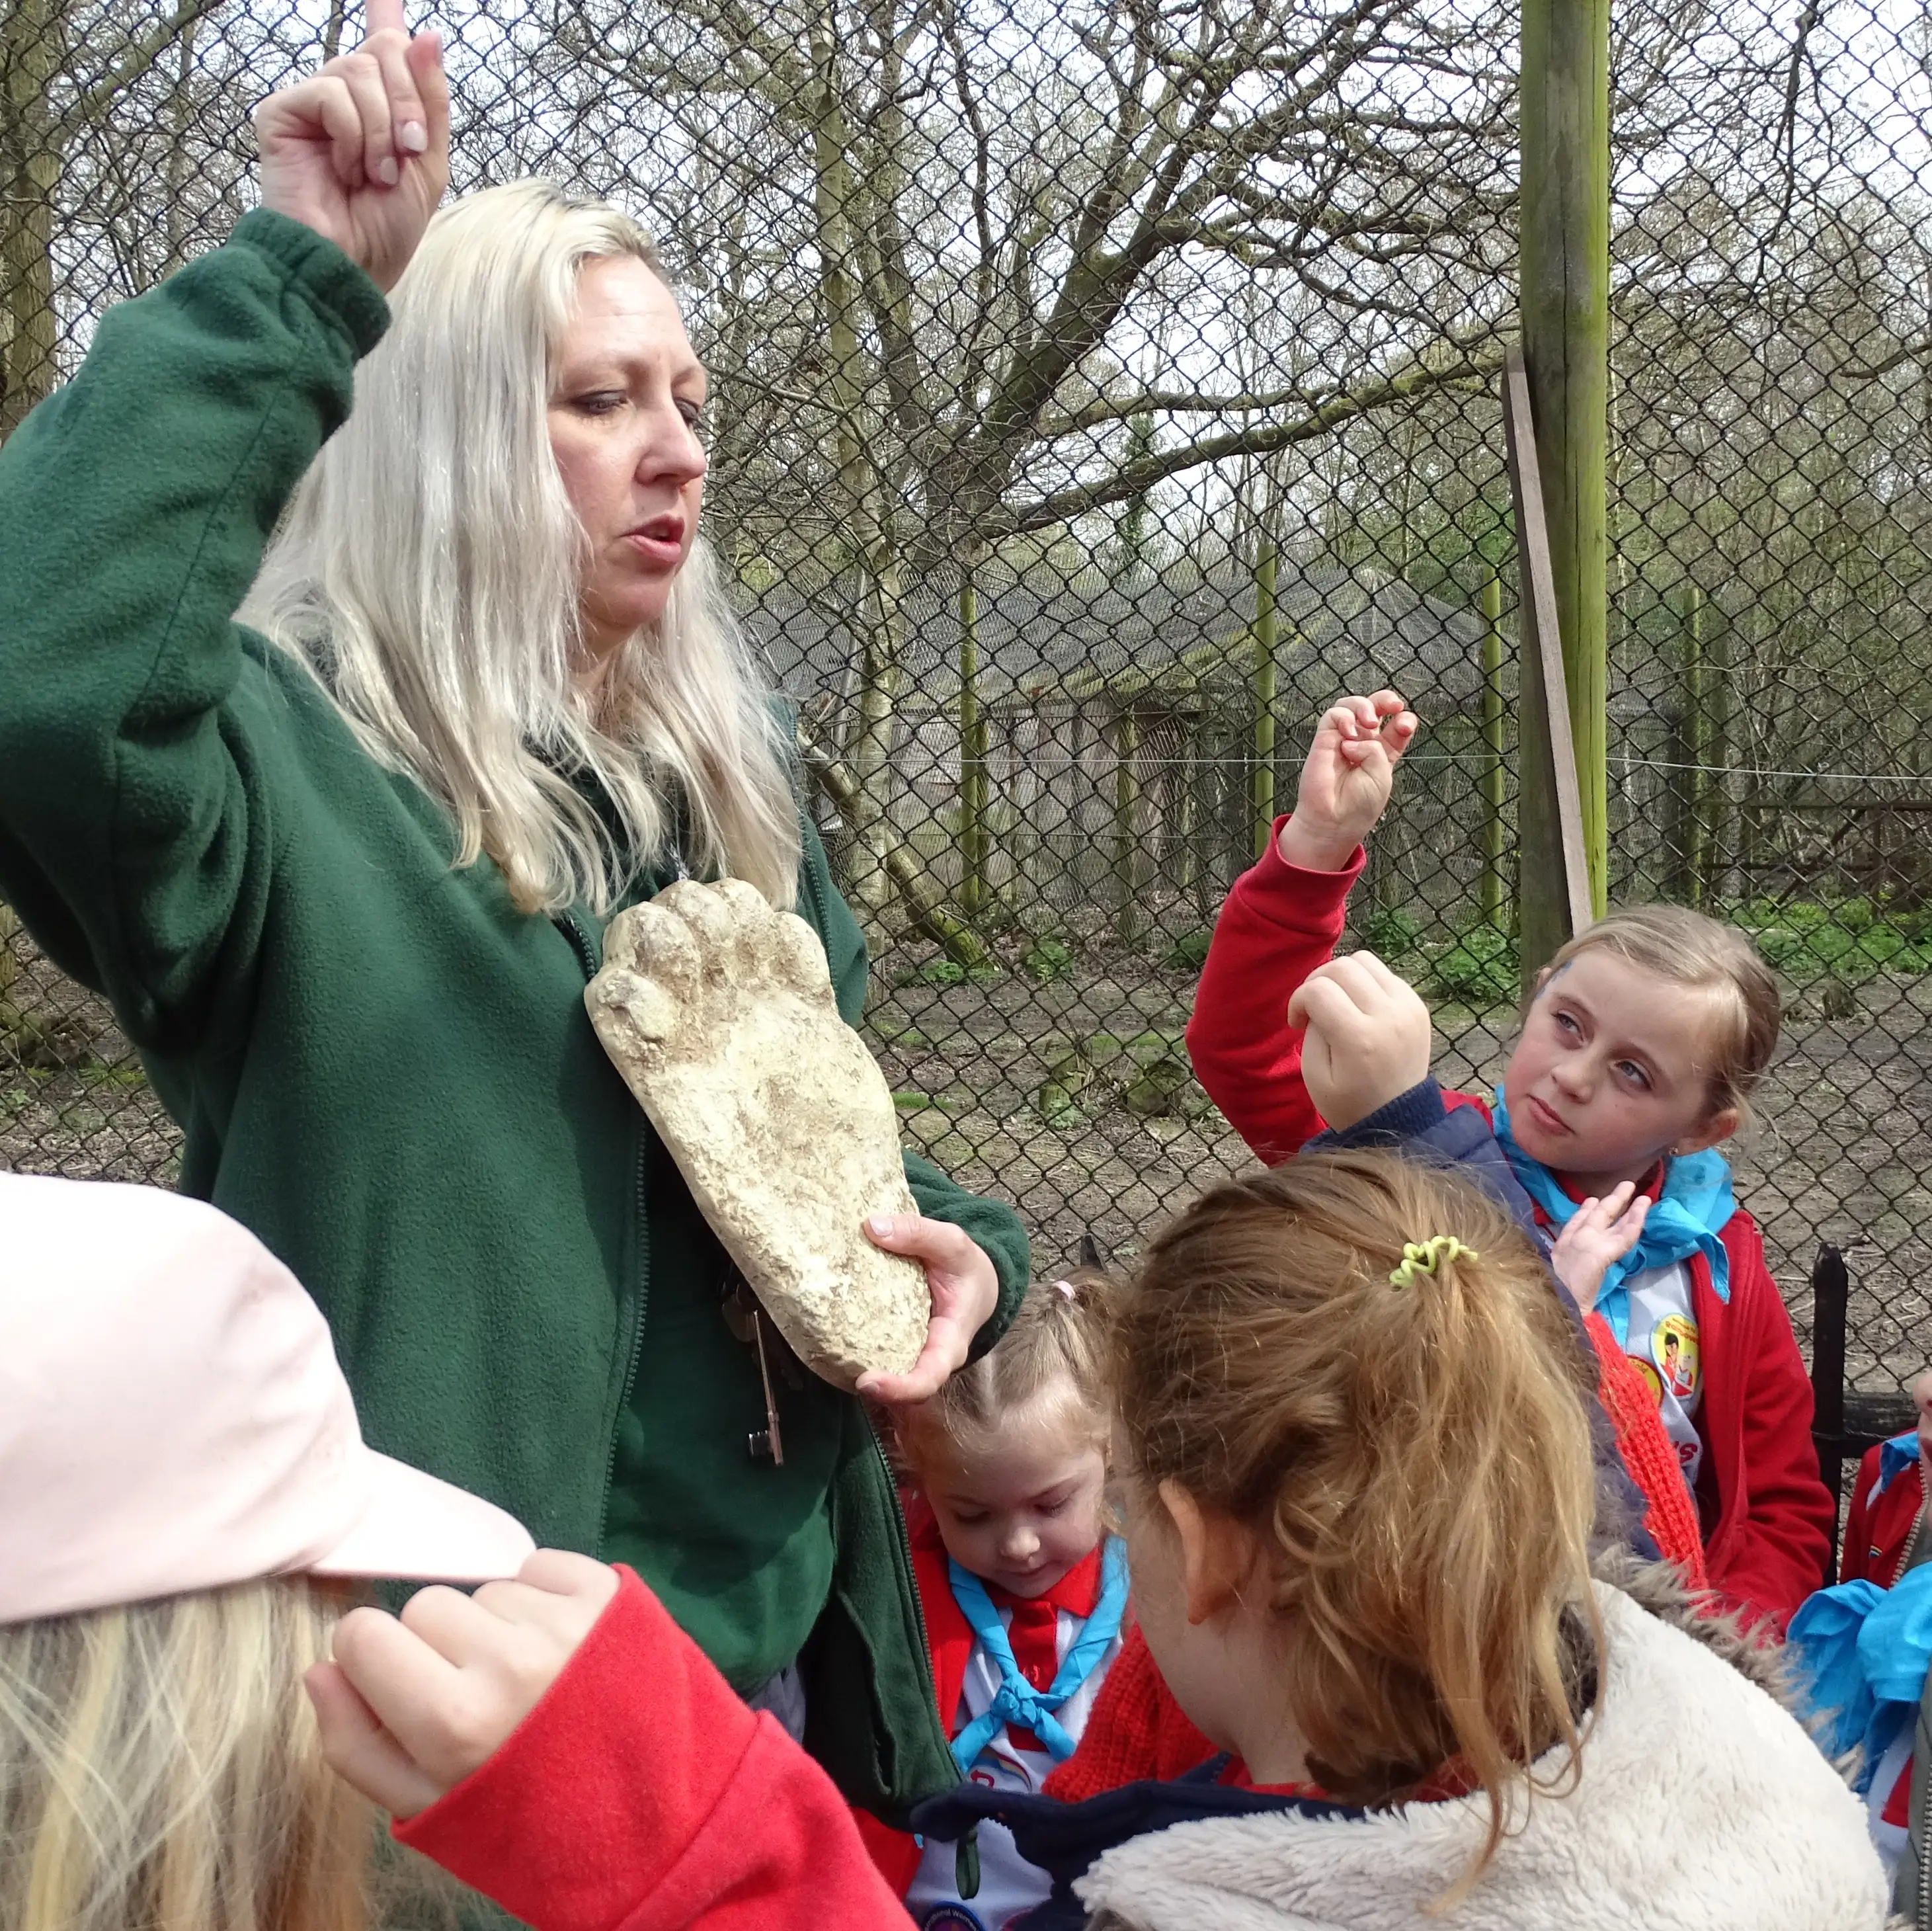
[553,907,650,1554]
[808,846,961,1797]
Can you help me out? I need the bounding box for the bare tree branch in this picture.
[982,345,1508,537]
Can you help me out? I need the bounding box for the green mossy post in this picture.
[1114,708,1141,946]
[1252,542,1279,859]
[1481,569,1508,930]
[1518,0,1609,971]
[957,571,987,919]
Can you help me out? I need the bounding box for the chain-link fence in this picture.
[3,0,1930,1417]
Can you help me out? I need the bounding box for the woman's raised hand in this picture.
[255,0,450,292]
[1277,690,1418,873]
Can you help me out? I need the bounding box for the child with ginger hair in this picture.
[1186,688,1833,1628]
[321,1153,1887,1930]
[854,1272,1131,1923]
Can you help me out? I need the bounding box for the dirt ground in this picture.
[9,935,1932,1405]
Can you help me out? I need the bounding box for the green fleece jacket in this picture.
[0,209,1027,1824]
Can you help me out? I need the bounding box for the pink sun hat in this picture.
[0,1171,534,1623]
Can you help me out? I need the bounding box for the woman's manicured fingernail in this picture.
[399,120,428,153]
[376,155,399,185]
[867,1215,893,1237]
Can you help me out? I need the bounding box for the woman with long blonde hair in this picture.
[0,0,1025,1830]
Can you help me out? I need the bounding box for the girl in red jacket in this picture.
[860,1272,1129,1924]
[1186,689,1833,1629]
[1841,1369,1932,1586]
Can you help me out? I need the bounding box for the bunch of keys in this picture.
[721,1272,802,1465]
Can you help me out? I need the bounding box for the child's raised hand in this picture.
[1286,951,1433,1130]
[1277,690,1418,873]
[305,1550,619,1819]
[1550,1183,1651,1313]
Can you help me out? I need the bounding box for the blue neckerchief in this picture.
[1790,1564,1932,1790]
[1874,1431,1922,1502]
[947,1537,1129,1771]
[1492,1089,1732,1347]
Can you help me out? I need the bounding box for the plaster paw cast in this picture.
[586,878,926,1388]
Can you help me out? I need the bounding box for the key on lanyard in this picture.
[748,1309,786,1466]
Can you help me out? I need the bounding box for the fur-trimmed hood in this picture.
[1075,1576,1887,1931]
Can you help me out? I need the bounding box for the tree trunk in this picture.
[1,0,66,440]
[806,5,906,946]
[0,901,19,1005]
[798,723,991,970]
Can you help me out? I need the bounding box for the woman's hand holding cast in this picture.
[857,1213,1002,1405]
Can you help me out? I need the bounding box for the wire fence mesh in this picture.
[2,0,1929,1421]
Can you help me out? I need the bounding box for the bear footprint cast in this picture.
[585,878,928,1388]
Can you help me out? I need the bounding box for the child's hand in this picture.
[305,1550,620,1819]
[1550,1183,1651,1313]
[1277,690,1418,872]
[1286,952,1433,1130]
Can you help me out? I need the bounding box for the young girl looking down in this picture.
[1187,690,1834,1627]
[860,1275,1128,1924]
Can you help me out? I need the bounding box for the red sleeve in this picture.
[1839,1446,1883,1584]
[395,1567,913,1931]
[1185,819,1365,1163]
[1703,1223,1836,1630]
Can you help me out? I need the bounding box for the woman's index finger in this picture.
[364,0,408,38]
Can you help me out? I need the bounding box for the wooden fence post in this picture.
[1480,569,1508,932]
[1504,352,1595,986]
[1681,583,1710,909]
[957,571,988,919]
[1113,708,1141,946]
[1518,0,1609,971]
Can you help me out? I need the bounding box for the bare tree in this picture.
[549,0,1519,941]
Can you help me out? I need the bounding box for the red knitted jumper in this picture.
[1586,1313,1710,1592]
[1041,1622,1215,1802]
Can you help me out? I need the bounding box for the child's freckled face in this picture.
[1502,952,1736,1192]
[914,1405,1107,1599]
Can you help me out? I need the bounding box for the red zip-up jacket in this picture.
[1186,824,1834,1631]
[1841,1439,1927,1585]
[397,1565,914,1931]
